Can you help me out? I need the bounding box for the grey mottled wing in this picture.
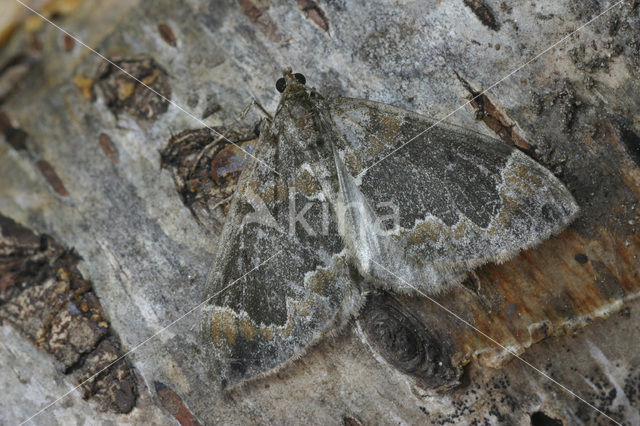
[328,97,579,293]
[200,112,362,389]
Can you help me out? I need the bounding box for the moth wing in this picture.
[328,97,579,293]
[200,123,361,389]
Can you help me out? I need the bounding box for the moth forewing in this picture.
[200,76,364,390]
[327,97,579,293]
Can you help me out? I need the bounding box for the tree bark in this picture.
[1,0,639,424]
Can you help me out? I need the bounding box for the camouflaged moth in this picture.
[200,70,579,389]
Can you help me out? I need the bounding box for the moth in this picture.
[200,70,579,389]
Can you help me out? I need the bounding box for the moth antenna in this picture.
[239,96,274,123]
[310,87,324,99]
[251,97,274,122]
[239,100,254,121]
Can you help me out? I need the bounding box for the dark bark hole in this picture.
[530,411,563,426]
[358,292,462,390]
[620,126,640,168]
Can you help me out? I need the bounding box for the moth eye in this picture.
[276,77,287,93]
[294,73,306,85]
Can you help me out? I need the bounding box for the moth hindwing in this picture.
[200,72,579,388]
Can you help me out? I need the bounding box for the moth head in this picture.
[275,69,306,94]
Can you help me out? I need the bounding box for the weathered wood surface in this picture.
[0,0,639,424]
